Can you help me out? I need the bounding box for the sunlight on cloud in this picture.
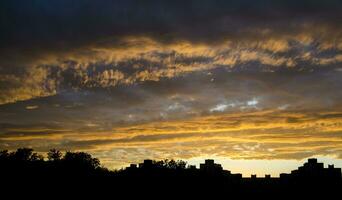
[1,109,342,171]
[1,33,342,105]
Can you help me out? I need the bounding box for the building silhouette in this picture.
[280,158,342,181]
[200,159,223,174]
[138,159,153,169]
[123,158,341,183]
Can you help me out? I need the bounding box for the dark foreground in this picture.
[1,148,341,198]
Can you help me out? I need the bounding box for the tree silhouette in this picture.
[0,150,9,161]
[155,159,187,169]
[11,148,35,161]
[47,149,62,161]
[63,151,101,172]
[0,148,44,162]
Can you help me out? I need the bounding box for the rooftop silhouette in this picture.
[1,148,341,197]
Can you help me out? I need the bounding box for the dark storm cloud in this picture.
[1,0,342,63]
[2,0,342,48]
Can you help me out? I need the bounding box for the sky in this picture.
[1,0,342,176]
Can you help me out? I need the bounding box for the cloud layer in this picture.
[1,0,342,104]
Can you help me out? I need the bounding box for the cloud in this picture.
[1,1,342,104]
[0,66,57,104]
[210,104,230,112]
[2,0,342,48]
[1,108,342,168]
[25,105,39,110]
[1,36,342,104]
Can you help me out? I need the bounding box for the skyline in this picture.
[1,0,342,176]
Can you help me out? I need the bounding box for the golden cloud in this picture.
[3,33,342,105]
[1,109,341,169]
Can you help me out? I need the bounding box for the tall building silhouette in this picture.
[280,158,342,181]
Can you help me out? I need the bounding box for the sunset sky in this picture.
[1,0,342,176]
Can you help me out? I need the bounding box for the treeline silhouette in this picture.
[0,148,109,178]
[1,148,341,197]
